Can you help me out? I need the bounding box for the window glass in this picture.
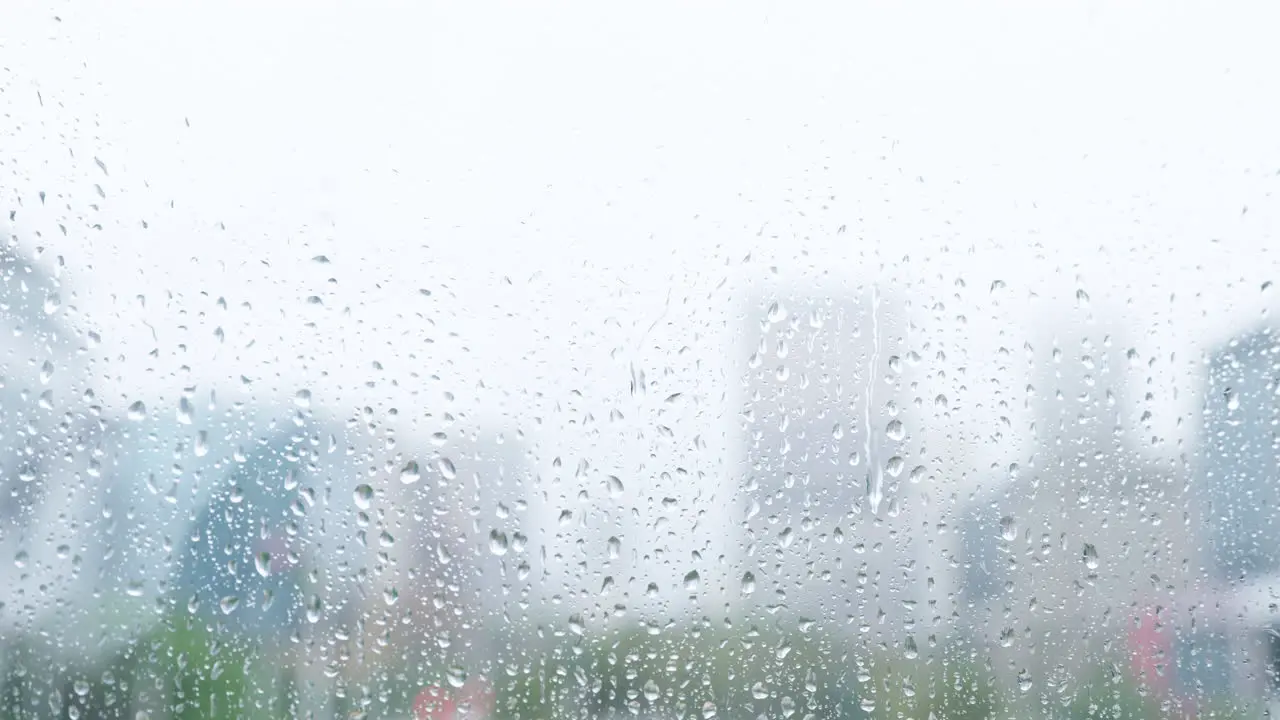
[3,2,1280,719]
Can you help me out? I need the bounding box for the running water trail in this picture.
[865,284,883,515]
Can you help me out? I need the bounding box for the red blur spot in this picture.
[415,686,456,720]
[415,680,494,720]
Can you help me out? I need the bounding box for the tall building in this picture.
[0,238,102,644]
[734,285,928,627]
[0,240,75,544]
[1199,327,1280,581]
[329,424,534,719]
[1125,326,1280,711]
[951,325,1199,703]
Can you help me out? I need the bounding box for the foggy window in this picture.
[2,3,1280,719]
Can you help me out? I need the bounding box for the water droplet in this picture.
[306,595,323,623]
[1000,627,1015,647]
[195,431,209,457]
[643,679,660,703]
[43,293,61,314]
[1082,543,1099,570]
[990,279,1006,295]
[219,596,240,614]
[489,529,509,556]
[606,475,624,498]
[73,679,90,697]
[684,570,700,592]
[741,572,756,596]
[294,389,312,408]
[1000,516,1017,541]
[908,465,927,483]
[1226,388,1240,412]
[701,701,718,719]
[885,419,904,441]
[255,552,271,577]
[885,456,905,477]
[436,457,457,480]
[446,666,468,689]
[353,484,373,509]
[400,461,422,485]
[607,536,621,560]
[904,636,919,659]
[39,360,54,384]
[176,397,195,425]
[1076,289,1090,308]
[1017,668,1034,693]
[127,401,147,421]
[766,301,786,323]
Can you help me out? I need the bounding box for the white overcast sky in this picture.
[2,0,1278,471]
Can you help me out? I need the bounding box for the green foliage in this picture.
[131,615,254,719]
[0,610,298,720]
[1058,668,1156,720]
[0,614,1258,720]
[486,622,1004,720]
[868,651,998,720]
[1056,666,1251,720]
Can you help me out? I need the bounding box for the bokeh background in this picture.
[3,1,1280,718]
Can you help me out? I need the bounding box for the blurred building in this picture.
[1184,326,1280,710]
[367,427,531,675]
[0,238,139,717]
[951,326,1196,703]
[1198,326,1280,582]
[734,285,931,632]
[0,239,103,644]
[0,240,77,556]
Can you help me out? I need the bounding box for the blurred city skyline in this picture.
[5,2,1280,717]
[6,225,1276,632]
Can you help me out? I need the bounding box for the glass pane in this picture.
[2,2,1279,719]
